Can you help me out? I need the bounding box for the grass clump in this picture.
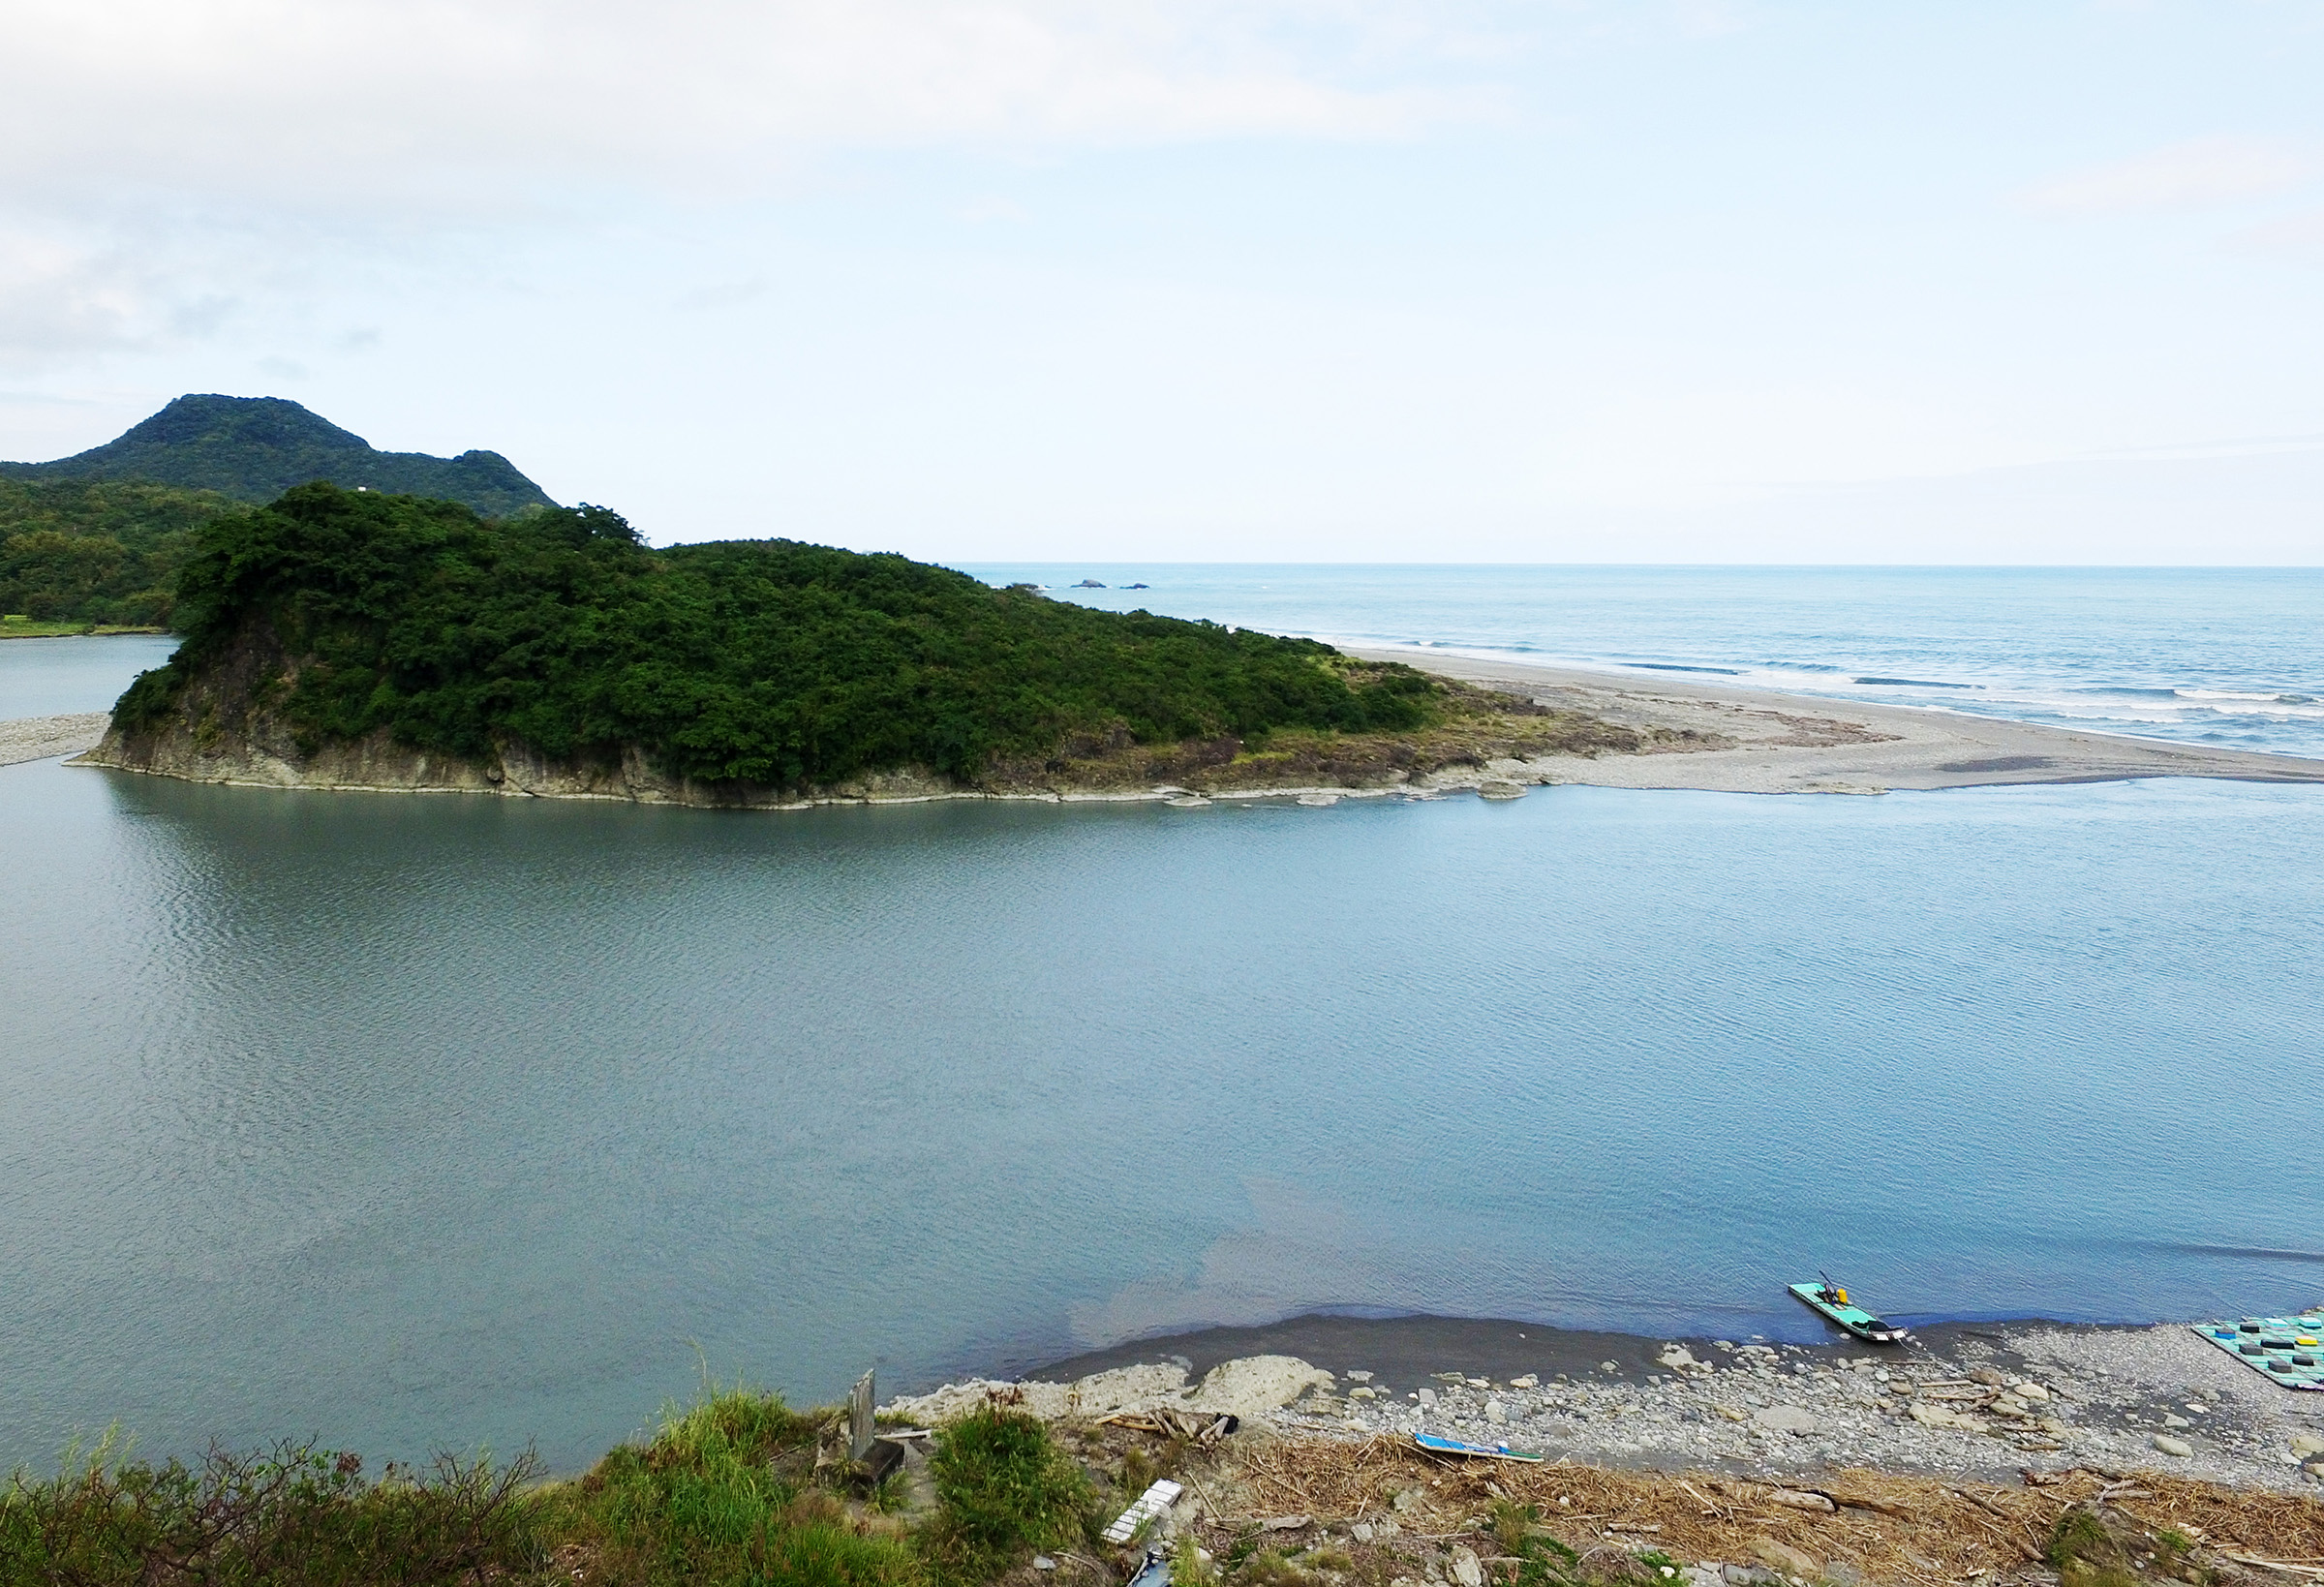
[552,1386,920,1587]
[2044,1505,2210,1587]
[0,1429,541,1585]
[921,1406,1093,1583]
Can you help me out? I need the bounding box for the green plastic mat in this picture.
[2192,1316,2324,1389]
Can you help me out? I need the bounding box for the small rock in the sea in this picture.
[2153,1434,2194,1457]
[1753,1404,1818,1435]
[1465,1378,1489,1389]
[1346,1370,1373,1383]
[1478,779,1527,800]
[1297,792,1340,807]
[1601,1361,1619,1374]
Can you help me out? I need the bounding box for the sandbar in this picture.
[1349,648,2324,795]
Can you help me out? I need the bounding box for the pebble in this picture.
[2153,1434,2194,1457]
[1753,1404,1818,1435]
[1451,1547,1484,1587]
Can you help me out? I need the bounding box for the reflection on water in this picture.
[5,759,2324,1470]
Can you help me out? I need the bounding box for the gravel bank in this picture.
[996,1319,2324,1492]
[0,712,108,768]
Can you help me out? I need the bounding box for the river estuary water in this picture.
[4,595,2323,1473]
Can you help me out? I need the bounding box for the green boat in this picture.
[1789,1277,1910,1344]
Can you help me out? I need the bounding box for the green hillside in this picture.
[117,483,1439,790]
[0,476,240,626]
[1,394,556,517]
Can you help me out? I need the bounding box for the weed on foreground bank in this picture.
[0,1390,1092,1587]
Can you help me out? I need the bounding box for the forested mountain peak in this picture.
[0,395,556,518]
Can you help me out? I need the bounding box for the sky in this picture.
[2,0,2321,563]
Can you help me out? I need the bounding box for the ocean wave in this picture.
[1852,676,1975,688]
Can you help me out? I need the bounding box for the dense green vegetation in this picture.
[0,477,239,626]
[1,1392,1099,1587]
[2,395,555,517]
[120,483,1439,789]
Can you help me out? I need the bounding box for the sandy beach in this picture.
[1346,649,2324,795]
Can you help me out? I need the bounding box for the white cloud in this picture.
[0,1,1511,363]
[0,0,1501,219]
[2022,134,2313,214]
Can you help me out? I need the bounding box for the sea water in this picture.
[964,565,2324,760]
[3,581,2322,1472]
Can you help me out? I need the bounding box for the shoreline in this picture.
[1344,647,2324,794]
[932,1309,2324,1492]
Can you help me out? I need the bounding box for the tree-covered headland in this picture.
[116,484,1567,793]
[107,485,1638,796]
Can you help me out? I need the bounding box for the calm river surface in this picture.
[5,618,2324,1473]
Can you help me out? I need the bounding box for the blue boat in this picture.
[1412,1432,1544,1463]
